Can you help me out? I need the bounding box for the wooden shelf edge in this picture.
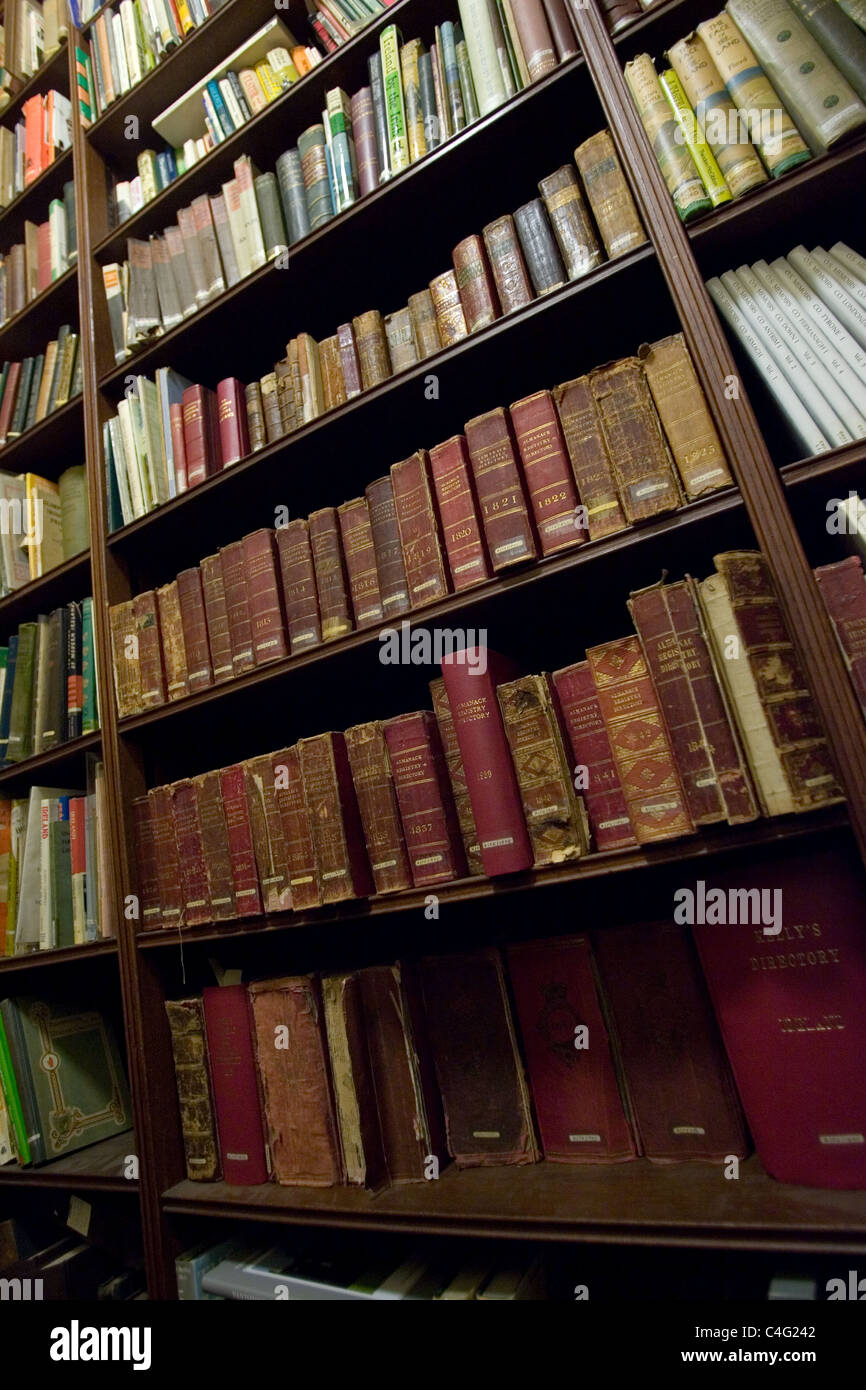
[0,729,101,786]
[782,441,866,487]
[0,145,73,235]
[0,937,117,973]
[0,265,77,354]
[0,549,91,623]
[0,394,84,470]
[0,1130,137,1190]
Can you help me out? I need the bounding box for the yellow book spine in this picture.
[659,69,731,207]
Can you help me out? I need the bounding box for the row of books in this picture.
[0,990,130,1160]
[107,335,734,708]
[817,553,866,721]
[0,179,76,326]
[708,240,866,457]
[0,596,100,767]
[0,464,89,594]
[0,324,84,448]
[3,0,65,87]
[166,841,866,1195]
[626,2,866,225]
[0,87,72,207]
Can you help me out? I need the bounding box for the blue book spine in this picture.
[206,80,235,138]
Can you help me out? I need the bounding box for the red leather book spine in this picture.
[345,721,412,894]
[219,763,263,918]
[241,528,288,665]
[299,731,374,901]
[169,778,212,925]
[586,635,693,844]
[440,647,533,876]
[219,540,255,675]
[350,86,379,197]
[199,553,234,684]
[309,506,353,641]
[148,785,183,929]
[383,711,466,887]
[507,935,637,1162]
[217,376,251,467]
[428,435,492,592]
[275,520,322,652]
[337,498,385,629]
[133,590,166,708]
[391,450,450,608]
[193,771,236,922]
[464,407,538,571]
[337,321,362,398]
[552,660,636,851]
[182,385,218,487]
[0,363,21,443]
[273,744,321,910]
[169,402,188,491]
[132,796,161,929]
[510,389,586,554]
[452,233,500,333]
[815,556,866,716]
[243,753,292,914]
[202,984,270,1185]
[365,474,410,617]
[429,676,483,875]
[175,566,213,692]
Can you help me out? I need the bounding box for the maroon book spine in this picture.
[338,498,385,629]
[219,540,256,676]
[194,771,236,922]
[217,377,251,467]
[510,388,586,554]
[464,407,538,571]
[273,744,321,910]
[242,528,288,665]
[391,450,450,609]
[365,474,410,618]
[815,556,866,716]
[202,984,270,1185]
[220,763,264,918]
[176,566,213,692]
[132,590,166,708]
[182,385,219,487]
[428,434,492,592]
[132,796,161,929]
[309,507,353,641]
[440,647,533,876]
[275,519,322,652]
[541,0,579,57]
[337,321,362,398]
[148,785,183,929]
[350,86,379,197]
[199,553,234,684]
[452,233,500,333]
[170,778,212,925]
[384,711,467,886]
[299,731,374,901]
[552,661,636,850]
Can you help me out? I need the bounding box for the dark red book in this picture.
[420,949,539,1167]
[169,778,211,926]
[202,984,270,1185]
[464,406,538,571]
[593,921,748,1163]
[0,362,21,444]
[216,377,251,467]
[182,385,220,487]
[219,763,263,918]
[391,450,450,609]
[170,402,188,491]
[337,498,384,629]
[693,846,866,1189]
[552,660,636,851]
[199,554,234,684]
[428,434,491,592]
[273,744,320,910]
[383,711,466,886]
[276,520,322,653]
[309,507,353,642]
[132,796,161,930]
[219,540,255,676]
[133,590,166,708]
[176,566,213,692]
[365,474,410,618]
[452,233,500,333]
[193,771,236,922]
[242,528,288,665]
[298,732,374,902]
[507,935,637,1162]
[815,556,866,717]
[440,647,533,876]
[510,389,586,555]
[148,785,182,929]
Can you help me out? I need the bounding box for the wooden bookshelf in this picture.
[0,1131,137,1191]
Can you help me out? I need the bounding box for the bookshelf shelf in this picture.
[0,549,91,628]
[0,937,117,974]
[0,728,101,788]
[0,40,69,128]
[0,1131,138,1191]
[0,395,83,475]
[0,144,73,239]
[0,265,79,361]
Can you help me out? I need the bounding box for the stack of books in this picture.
[0,179,76,325]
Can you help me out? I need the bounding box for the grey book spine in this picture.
[255,172,289,258]
[151,238,183,329]
[367,53,392,182]
[419,51,441,149]
[787,0,866,102]
[275,148,311,245]
[513,199,568,296]
[47,325,70,415]
[167,230,198,316]
[538,165,603,280]
[23,354,43,432]
[297,125,334,230]
[9,357,34,437]
[63,180,77,264]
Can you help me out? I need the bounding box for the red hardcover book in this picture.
[428,434,491,592]
[815,556,866,716]
[182,385,219,487]
[148,785,182,929]
[338,498,384,629]
[273,745,320,911]
[391,450,450,609]
[420,949,539,1166]
[309,507,353,641]
[594,921,748,1162]
[552,660,636,851]
[694,846,866,1189]
[0,363,21,444]
[133,590,166,708]
[193,771,236,922]
[507,935,637,1162]
[345,721,412,895]
[440,646,533,876]
[337,321,362,398]
[510,389,586,555]
[383,711,466,886]
[202,984,270,1185]
[464,407,538,571]
[219,540,255,676]
[216,377,251,467]
[23,94,43,185]
[299,732,374,902]
[350,87,379,197]
[242,528,288,665]
[199,554,234,684]
[37,220,51,294]
[132,796,161,930]
[365,474,410,618]
[452,233,500,333]
[276,520,322,653]
[219,763,263,918]
[176,567,213,692]
[169,779,211,926]
[169,402,188,491]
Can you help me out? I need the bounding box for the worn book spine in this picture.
[337,321,363,398]
[297,331,325,423]
[298,123,335,228]
[199,554,234,685]
[309,507,353,641]
[452,234,500,332]
[176,567,213,692]
[428,434,492,591]
[384,306,418,373]
[148,785,183,929]
[322,972,388,1189]
[319,334,348,411]
[133,797,161,929]
[464,406,538,569]
[109,601,140,718]
[552,660,636,850]
[193,771,236,922]
[155,582,189,702]
[384,710,467,885]
[667,32,769,199]
[573,130,648,259]
[513,198,567,295]
[510,388,584,554]
[275,148,311,245]
[366,475,411,617]
[352,309,392,389]
[408,288,443,357]
[429,676,484,874]
[170,779,212,925]
[164,998,221,1181]
[338,498,385,628]
[242,529,288,666]
[259,372,284,443]
[391,450,450,608]
[219,540,256,676]
[815,556,866,715]
[273,744,320,911]
[345,721,413,894]
[244,381,266,453]
[243,752,291,914]
[219,763,263,918]
[274,357,296,436]
[275,520,322,652]
[497,673,588,865]
[351,86,380,197]
[510,0,557,79]
[590,357,682,522]
[429,268,469,346]
[538,165,603,281]
[552,375,629,540]
[401,36,428,163]
[637,334,732,499]
[482,213,535,313]
[624,53,711,220]
[299,731,374,901]
[133,590,165,707]
[202,983,270,1185]
[586,635,694,842]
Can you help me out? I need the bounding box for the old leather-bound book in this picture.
[299,731,374,902]
[170,779,212,926]
[193,771,236,922]
[594,922,749,1162]
[452,233,500,333]
[586,635,694,843]
[589,358,683,523]
[338,498,385,629]
[352,308,391,389]
[408,288,442,358]
[420,949,539,1167]
[498,673,589,866]
[244,381,266,452]
[441,646,534,876]
[345,721,412,894]
[243,752,292,914]
[176,567,212,693]
[133,796,160,929]
[815,555,866,716]
[216,377,250,467]
[552,660,636,851]
[272,744,320,911]
[366,474,411,618]
[385,307,418,373]
[202,983,270,1185]
[199,554,234,685]
[337,321,363,397]
[182,384,219,486]
[133,590,165,708]
[156,581,190,702]
[638,334,733,500]
[309,507,353,641]
[109,600,141,718]
[428,434,491,592]
[510,388,586,554]
[322,972,388,1189]
[219,540,256,677]
[319,334,348,411]
[464,407,538,571]
[219,763,263,918]
[573,130,647,260]
[482,214,535,314]
[537,166,603,281]
[552,375,628,541]
[513,198,567,296]
[384,710,467,886]
[275,519,322,653]
[428,268,468,346]
[391,450,450,609]
[260,371,283,442]
[506,935,637,1163]
[165,997,221,1181]
[148,784,183,929]
[429,676,483,875]
[249,976,343,1187]
[242,528,288,665]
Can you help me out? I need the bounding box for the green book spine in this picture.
[82,598,97,734]
[6,622,37,763]
[455,36,480,122]
[0,1011,30,1162]
[8,357,34,438]
[23,354,44,433]
[0,1000,43,1161]
[380,26,409,173]
[0,362,9,416]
